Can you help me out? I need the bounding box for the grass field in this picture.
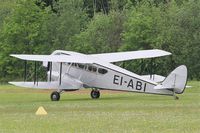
[0,81,200,133]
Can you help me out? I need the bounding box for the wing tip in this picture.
[10,54,16,57]
[155,49,172,55]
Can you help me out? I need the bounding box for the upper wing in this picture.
[10,54,93,64]
[91,49,171,62]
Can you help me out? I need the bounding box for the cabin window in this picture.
[87,65,97,73]
[78,64,84,69]
[98,68,108,74]
[92,67,97,72]
[88,65,93,71]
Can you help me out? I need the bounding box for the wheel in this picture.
[174,96,179,100]
[173,95,179,100]
[51,91,60,101]
[90,90,100,99]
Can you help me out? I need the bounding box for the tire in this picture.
[90,90,100,99]
[51,91,60,101]
[174,96,179,100]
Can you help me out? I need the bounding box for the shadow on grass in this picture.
[60,96,132,102]
[8,94,173,104]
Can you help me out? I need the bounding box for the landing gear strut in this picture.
[51,91,60,101]
[90,89,100,99]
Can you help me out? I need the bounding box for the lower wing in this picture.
[9,81,83,90]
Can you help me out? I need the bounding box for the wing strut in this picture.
[139,59,144,75]
[34,61,38,85]
[59,62,63,85]
[150,58,153,79]
[24,61,27,82]
[49,62,52,82]
[149,58,156,80]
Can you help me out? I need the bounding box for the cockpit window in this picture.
[72,63,78,67]
[98,68,108,74]
[60,53,70,56]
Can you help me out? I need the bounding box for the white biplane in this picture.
[9,49,188,101]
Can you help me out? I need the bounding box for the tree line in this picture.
[0,0,200,82]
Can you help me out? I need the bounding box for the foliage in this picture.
[0,0,88,82]
[0,0,200,82]
[0,0,48,82]
[39,0,89,52]
[69,11,126,53]
[122,1,200,78]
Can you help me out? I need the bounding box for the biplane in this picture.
[9,49,188,101]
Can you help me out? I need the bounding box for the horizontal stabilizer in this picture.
[186,86,192,88]
[9,81,83,90]
[141,74,165,83]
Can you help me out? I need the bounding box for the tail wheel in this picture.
[51,91,60,101]
[174,95,179,100]
[90,90,100,99]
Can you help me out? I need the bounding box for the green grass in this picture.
[0,81,200,133]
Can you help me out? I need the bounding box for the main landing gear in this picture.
[51,91,61,101]
[50,89,101,101]
[90,89,100,99]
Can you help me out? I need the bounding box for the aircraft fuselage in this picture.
[50,62,173,96]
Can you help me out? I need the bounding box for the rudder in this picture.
[162,65,188,94]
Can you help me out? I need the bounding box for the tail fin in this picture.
[154,65,188,94]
